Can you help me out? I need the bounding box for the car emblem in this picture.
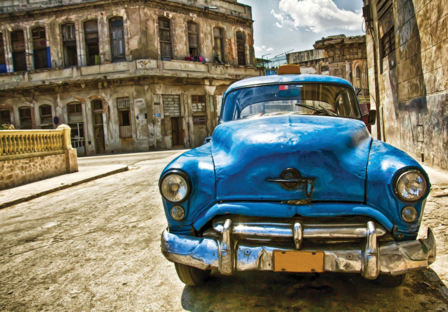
[266,168,315,197]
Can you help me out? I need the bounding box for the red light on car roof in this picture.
[279,85,289,91]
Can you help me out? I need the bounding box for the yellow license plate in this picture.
[273,250,325,273]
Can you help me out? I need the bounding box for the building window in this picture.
[193,116,206,125]
[84,20,100,66]
[159,18,172,60]
[32,27,48,69]
[11,30,27,72]
[62,24,77,67]
[117,97,132,138]
[39,105,52,129]
[110,17,125,62]
[192,95,206,114]
[0,109,11,125]
[236,31,246,66]
[0,33,6,73]
[213,28,224,64]
[355,65,361,89]
[187,22,199,59]
[381,27,395,58]
[19,107,32,129]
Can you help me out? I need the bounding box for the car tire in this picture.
[370,273,407,287]
[174,263,211,286]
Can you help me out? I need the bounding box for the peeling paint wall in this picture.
[365,0,448,170]
[0,0,263,155]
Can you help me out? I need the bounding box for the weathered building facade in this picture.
[287,35,370,105]
[363,0,448,169]
[0,0,262,155]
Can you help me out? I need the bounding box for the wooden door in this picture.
[110,18,125,62]
[171,117,181,146]
[92,100,105,153]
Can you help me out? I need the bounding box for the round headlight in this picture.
[170,206,185,221]
[160,171,191,203]
[395,170,427,202]
[402,206,418,223]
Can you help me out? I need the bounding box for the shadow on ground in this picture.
[181,269,448,311]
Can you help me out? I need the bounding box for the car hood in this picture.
[211,115,372,202]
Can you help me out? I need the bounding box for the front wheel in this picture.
[370,273,407,287]
[174,263,211,286]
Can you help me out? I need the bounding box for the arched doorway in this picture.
[91,99,105,154]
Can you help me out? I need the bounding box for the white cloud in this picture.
[255,46,262,52]
[262,45,266,49]
[272,0,362,33]
[275,22,283,28]
[266,47,274,52]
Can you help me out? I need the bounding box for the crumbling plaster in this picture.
[0,0,262,154]
[365,0,448,170]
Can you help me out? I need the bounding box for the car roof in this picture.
[224,74,355,97]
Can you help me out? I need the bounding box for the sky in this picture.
[239,0,366,59]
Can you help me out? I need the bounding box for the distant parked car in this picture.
[159,65,435,288]
[203,136,212,145]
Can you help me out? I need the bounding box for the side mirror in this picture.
[368,109,377,125]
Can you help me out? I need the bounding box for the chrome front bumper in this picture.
[161,219,436,279]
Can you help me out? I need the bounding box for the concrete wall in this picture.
[0,149,77,189]
[364,0,448,169]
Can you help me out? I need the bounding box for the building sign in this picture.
[155,113,161,117]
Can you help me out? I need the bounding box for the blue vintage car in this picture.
[159,65,436,287]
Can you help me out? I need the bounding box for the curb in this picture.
[0,166,129,210]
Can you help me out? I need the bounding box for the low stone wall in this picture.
[0,125,78,190]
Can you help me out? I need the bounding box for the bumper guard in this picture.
[161,220,436,279]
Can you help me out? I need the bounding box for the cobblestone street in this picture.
[0,152,447,311]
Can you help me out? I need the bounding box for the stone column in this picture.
[57,124,79,173]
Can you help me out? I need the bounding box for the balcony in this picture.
[0,59,264,91]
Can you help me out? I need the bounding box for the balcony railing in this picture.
[119,126,132,139]
[0,59,265,91]
[0,125,73,160]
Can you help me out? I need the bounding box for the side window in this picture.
[62,24,77,67]
[187,22,199,59]
[19,107,32,129]
[0,33,6,73]
[236,31,246,66]
[110,17,125,62]
[117,97,132,138]
[213,28,224,64]
[84,20,100,66]
[32,27,48,69]
[39,105,53,129]
[159,18,172,60]
[11,30,27,72]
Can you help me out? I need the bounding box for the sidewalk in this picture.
[0,149,187,210]
[0,164,128,209]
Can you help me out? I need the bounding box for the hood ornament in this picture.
[266,168,315,197]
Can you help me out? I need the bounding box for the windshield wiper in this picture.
[318,104,338,117]
[295,103,338,117]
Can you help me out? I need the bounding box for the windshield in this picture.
[221,83,361,122]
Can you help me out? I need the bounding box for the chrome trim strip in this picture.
[214,222,387,239]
